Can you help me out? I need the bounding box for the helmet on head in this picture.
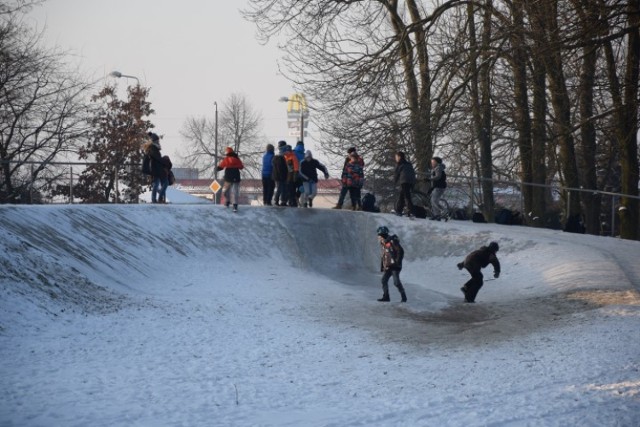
[376,226,389,236]
[488,241,499,252]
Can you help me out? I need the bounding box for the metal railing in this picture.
[3,159,638,236]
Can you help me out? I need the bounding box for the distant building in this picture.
[172,168,199,181]
[174,178,343,208]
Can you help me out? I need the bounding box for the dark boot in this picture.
[377,294,390,302]
[400,289,407,303]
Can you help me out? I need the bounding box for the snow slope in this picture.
[1,204,639,426]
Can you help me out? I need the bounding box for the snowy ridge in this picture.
[1,204,639,426]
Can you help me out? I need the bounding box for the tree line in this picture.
[244,0,639,240]
[1,1,265,204]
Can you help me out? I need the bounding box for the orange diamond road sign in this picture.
[209,180,221,194]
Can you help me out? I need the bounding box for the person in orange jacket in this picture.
[282,145,300,207]
[217,146,244,212]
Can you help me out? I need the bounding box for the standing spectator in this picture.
[343,151,364,210]
[375,226,407,302]
[427,156,447,220]
[283,145,300,207]
[158,155,173,203]
[293,140,305,205]
[261,143,275,206]
[299,150,329,208]
[333,147,364,209]
[272,140,289,206]
[142,132,168,204]
[217,146,244,212]
[457,241,500,303]
[393,151,416,217]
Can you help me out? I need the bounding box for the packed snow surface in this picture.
[1,203,639,426]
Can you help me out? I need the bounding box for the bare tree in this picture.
[179,93,264,178]
[1,3,90,203]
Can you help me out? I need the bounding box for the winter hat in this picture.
[225,146,234,155]
[285,145,292,152]
[304,150,313,158]
[347,147,357,154]
[488,241,499,253]
[432,156,443,164]
[296,140,304,146]
[277,140,287,148]
[266,143,275,152]
[147,132,159,142]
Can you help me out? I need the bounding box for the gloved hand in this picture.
[324,173,329,179]
[494,272,500,279]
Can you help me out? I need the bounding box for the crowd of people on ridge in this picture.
[141,132,500,304]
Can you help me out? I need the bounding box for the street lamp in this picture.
[109,70,140,85]
[279,95,306,144]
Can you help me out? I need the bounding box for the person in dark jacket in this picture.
[271,140,289,206]
[457,241,500,303]
[217,146,244,212]
[158,155,173,203]
[142,132,168,204]
[393,151,416,217]
[283,145,300,207]
[261,143,275,206]
[299,150,329,208]
[376,226,407,302]
[427,156,447,220]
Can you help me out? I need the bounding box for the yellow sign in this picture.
[209,180,221,194]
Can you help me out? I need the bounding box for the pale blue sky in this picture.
[28,0,315,165]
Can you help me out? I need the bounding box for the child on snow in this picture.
[457,241,500,303]
[376,226,407,303]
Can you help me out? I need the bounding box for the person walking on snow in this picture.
[217,146,244,212]
[457,241,500,303]
[261,143,275,206]
[427,156,447,220]
[376,226,407,302]
[393,151,416,217]
[299,150,329,208]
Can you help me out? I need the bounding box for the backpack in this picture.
[383,235,404,269]
[472,212,486,223]
[168,170,176,186]
[142,154,151,175]
[361,193,377,212]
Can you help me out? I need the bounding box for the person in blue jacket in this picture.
[261,143,275,206]
[293,140,305,205]
[299,150,329,208]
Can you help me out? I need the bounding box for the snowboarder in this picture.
[376,226,407,303]
[457,241,500,303]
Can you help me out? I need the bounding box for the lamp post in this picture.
[109,70,140,85]
[279,96,305,144]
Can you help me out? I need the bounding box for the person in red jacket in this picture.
[217,146,244,212]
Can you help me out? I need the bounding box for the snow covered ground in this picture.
[1,202,639,426]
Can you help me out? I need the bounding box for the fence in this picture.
[2,159,638,236]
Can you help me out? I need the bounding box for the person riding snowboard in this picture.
[457,241,500,303]
[376,226,407,303]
